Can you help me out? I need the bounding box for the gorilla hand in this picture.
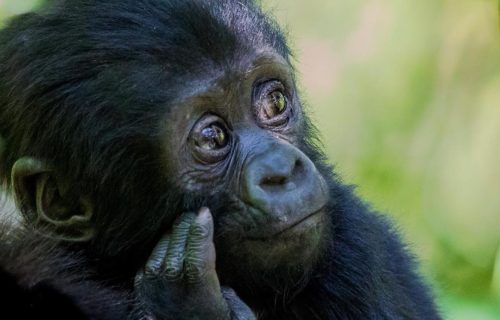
[134,208,256,320]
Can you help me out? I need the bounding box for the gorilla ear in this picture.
[11,157,95,242]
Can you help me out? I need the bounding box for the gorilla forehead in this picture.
[37,0,293,134]
[45,0,291,70]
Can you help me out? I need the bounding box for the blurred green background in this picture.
[1,0,499,318]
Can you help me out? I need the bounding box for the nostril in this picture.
[291,158,304,178]
[260,175,287,186]
[294,159,303,170]
[258,158,304,191]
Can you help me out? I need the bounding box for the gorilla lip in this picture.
[247,207,325,240]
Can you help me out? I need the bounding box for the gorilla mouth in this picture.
[247,207,325,240]
[271,208,325,237]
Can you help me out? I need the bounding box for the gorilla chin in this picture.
[238,208,329,272]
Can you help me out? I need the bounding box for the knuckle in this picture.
[164,266,183,281]
[190,223,210,238]
[178,219,192,229]
[173,213,195,228]
[144,266,160,277]
[134,272,145,287]
[185,260,206,283]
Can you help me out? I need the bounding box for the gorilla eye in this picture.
[263,91,286,118]
[199,124,228,150]
[190,114,230,163]
[254,80,290,127]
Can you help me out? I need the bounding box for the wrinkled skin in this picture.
[135,209,255,319]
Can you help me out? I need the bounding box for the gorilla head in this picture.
[0,1,439,319]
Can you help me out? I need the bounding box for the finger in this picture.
[221,287,256,320]
[185,207,216,284]
[144,232,171,276]
[164,212,196,280]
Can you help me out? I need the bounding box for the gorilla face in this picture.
[163,51,330,279]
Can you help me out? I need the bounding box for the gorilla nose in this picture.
[242,143,327,219]
[258,157,302,193]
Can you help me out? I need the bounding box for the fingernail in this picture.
[198,207,210,217]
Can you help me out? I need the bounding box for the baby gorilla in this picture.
[0,0,440,319]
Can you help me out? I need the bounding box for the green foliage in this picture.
[1,0,499,318]
[265,0,500,317]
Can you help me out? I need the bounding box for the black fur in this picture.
[0,0,440,318]
[0,224,129,319]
